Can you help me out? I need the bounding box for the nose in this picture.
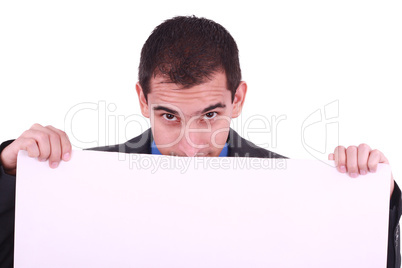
[178,129,208,157]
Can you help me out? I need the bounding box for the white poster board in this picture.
[15,150,391,268]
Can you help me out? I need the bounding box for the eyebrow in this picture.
[198,103,226,114]
[152,103,226,116]
[152,106,179,115]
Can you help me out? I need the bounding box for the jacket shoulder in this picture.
[86,128,152,154]
[227,128,287,159]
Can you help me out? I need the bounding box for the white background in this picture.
[0,1,401,182]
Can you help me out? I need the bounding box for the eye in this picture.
[162,113,178,121]
[203,112,217,120]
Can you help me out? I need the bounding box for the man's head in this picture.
[136,16,247,156]
[138,15,242,102]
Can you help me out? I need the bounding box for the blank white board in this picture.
[15,150,391,268]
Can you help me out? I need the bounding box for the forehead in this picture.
[147,72,231,106]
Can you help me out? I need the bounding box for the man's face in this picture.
[136,71,247,157]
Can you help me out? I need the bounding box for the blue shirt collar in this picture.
[151,141,228,157]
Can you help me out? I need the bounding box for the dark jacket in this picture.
[0,128,401,267]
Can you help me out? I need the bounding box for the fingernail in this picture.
[340,166,346,173]
[50,162,59,169]
[39,158,46,162]
[350,172,358,178]
[360,170,367,175]
[63,153,70,161]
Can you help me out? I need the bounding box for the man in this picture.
[0,16,401,267]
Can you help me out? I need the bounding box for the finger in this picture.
[30,124,66,167]
[328,153,334,160]
[45,128,62,168]
[357,143,371,175]
[21,129,51,161]
[368,149,389,172]
[46,126,72,161]
[334,146,346,173]
[21,138,40,158]
[346,145,359,178]
[27,124,64,166]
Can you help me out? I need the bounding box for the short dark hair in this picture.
[138,15,241,102]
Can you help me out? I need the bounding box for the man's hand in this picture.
[0,124,72,175]
[328,144,395,198]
